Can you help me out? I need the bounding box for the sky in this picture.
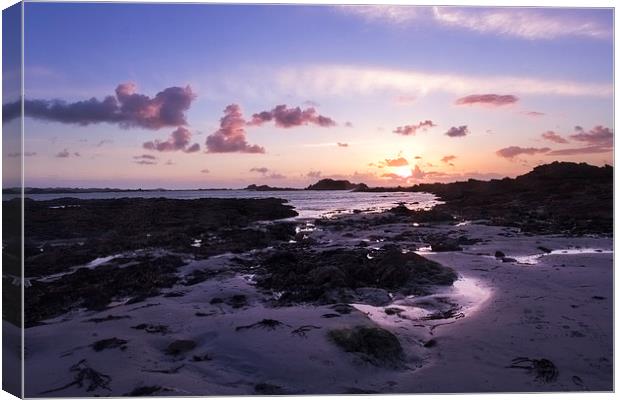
[2,3,614,189]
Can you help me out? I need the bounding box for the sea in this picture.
[6,190,440,219]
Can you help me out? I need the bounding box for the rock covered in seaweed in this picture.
[254,245,457,304]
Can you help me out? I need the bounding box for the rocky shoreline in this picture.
[12,188,613,395]
[360,162,613,236]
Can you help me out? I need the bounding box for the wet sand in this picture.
[22,211,612,396]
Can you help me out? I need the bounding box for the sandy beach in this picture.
[22,210,612,396]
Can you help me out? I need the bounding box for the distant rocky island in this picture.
[244,184,301,191]
[305,178,368,191]
[245,179,368,191]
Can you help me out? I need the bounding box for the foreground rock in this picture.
[254,245,457,304]
[25,255,185,327]
[16,197,298,277]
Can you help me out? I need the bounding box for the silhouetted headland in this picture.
[359,162,613,234]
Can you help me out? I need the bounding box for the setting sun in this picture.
[391,166,413,178]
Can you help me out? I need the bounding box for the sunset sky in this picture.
[3,3,614,189]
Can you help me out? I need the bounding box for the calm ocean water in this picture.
[7,190,439,219]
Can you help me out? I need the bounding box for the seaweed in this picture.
[235,319,290,331]
[328,326,404,367]
[40,359,111,394]
[508,357,559,383]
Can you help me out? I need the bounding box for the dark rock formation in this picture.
[254,245,457,304]
[306,179,367,191]
[360,162,612,234]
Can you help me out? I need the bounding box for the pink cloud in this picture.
[143,126,200,153]
[250,167,269,174]
[96,139,113,147]
[7,152,36,157]
[133,154,157,165]
[541,130,568,144]
[441,155,457,163]
[394,95,416,104]
[56,149,80,158]
[205,104,265,154]
[496,146,550,159]
[445,125,469,137]
[383,157,409,167]
[411,165,426,179]
[249,167,285,179]
[569,125,613,147]
[134,154,157,160]
[249,104,336,128]
[6,83,196,130]
[393,120,436,136]
[547,146,612,156]
[455,94,518,107]
[522,111,545,117]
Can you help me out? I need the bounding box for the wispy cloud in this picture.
[394,94,416,105]
[496,146,550,159]
[339,6,612,41]
[338,5,420,25]
[541,131,569,144]
[56,149,80,158]
[271,65,611,98]
[441,155,457,164]
[393,120,436,136]
[134,154,157,160]
[570,125,612,147]
[455,94,518,107]
[7,152,36,157]
[522,111,546,118]
[133,154,158,165]
[250,167,269,174]
[96,139,114,147]
[267,172,286,179]
[432,7,611,40]
[547,146,612,156]
[249,167,286,179]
